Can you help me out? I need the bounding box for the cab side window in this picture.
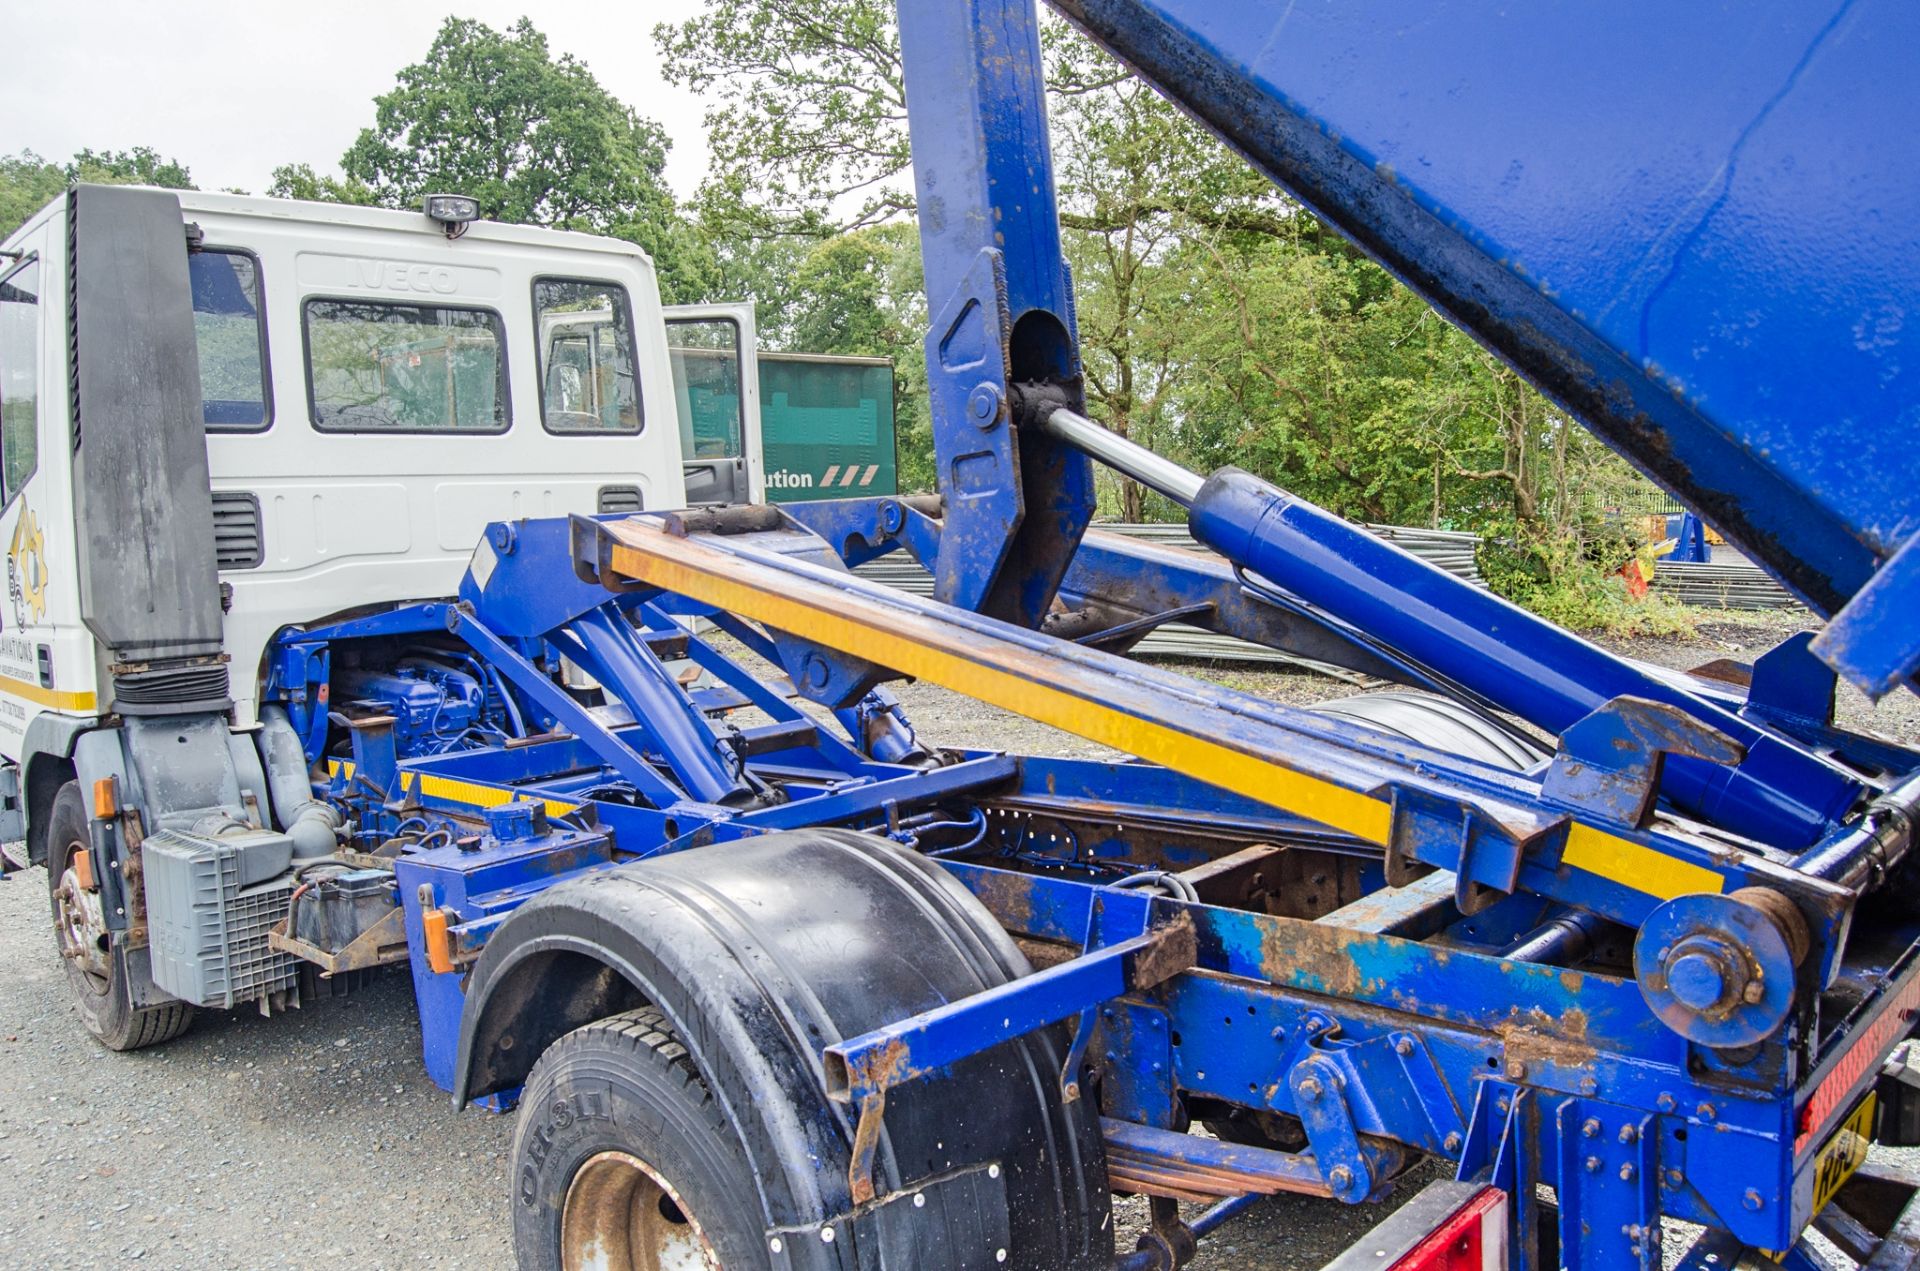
[304,298,509,434]
[533,278,641,435]
[191,250,271,431]
[0,259,40,502]
[666,317,744,461]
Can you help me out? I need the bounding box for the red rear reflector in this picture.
[1391,1188,1507,1271]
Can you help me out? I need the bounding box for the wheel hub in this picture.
[54,866,111,980]
[561,1150,718,1271]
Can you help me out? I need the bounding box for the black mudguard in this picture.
[453,828,1111,1270]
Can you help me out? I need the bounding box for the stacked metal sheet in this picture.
[852,521,1487,672]
[1651,560,1803,611]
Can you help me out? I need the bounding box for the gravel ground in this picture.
[2,611,1915,1271]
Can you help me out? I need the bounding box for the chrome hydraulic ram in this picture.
[1035,404,1866,852]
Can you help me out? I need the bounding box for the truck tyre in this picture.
[511,1006,760,1271]
[46,781,193,1051]
[465,830,1112,1270]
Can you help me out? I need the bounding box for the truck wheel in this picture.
[512,1006,761,1271]
[46,781,193,1051]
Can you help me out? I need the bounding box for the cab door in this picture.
[663,303,763,506]
[0,223,95,761]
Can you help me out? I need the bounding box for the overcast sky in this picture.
[3,0,717,198]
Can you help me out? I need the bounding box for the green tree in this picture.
[320,17,707,301]
[66,147,193,190]
[2,146,197,238]
[0,152,66,238]
[267,163,377,207]
[657,1,908,237]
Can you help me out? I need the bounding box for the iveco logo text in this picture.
[351,260,459,295]
[767,465,882,491]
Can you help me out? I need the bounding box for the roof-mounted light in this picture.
[423,193,480,239]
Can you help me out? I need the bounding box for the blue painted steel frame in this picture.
[267,518,1920,1267]
[249,2,1920,1264]
[898,0,1096,628]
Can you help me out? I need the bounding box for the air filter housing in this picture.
[142,825,297,1008]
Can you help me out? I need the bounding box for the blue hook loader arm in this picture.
[60,3,1920,1271]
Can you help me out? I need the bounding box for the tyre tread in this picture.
[530,1006,724,1131]
[120,1000,194,1051]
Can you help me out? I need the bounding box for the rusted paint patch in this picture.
[1204,903,1639,1051]
[967,866,1038,933]
[1498,1006,1598,1072]
[1258,920,1378,1000]
[1129,914,1198,989]
[855,1036,922,1093]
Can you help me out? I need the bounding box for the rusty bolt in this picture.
[1063,1081,1081,1103]
[1697,1102,1716,1122]
[1496,1097,1511,1115]
[1624,1225,1645,1240]
[1743,979,1765,1005]
[1579,1076,1598,1096]
[1505,1058,1527,1080]
[1581,1118,1602,1139]
[1744,1189,1764,1212]
[1297,1075,1323,1101]
[1619,1164,1637,1182]
[1328,1165,1354,1190]
[1665,1169,1684,1188]
[1443,1132,1463,1153]
[1618,1125,1639,1145]
[1657,1093,1676,1112]
[1270,1027,1286,1042]
[1394,1037,1414,1058]
[1585,1156,1602,1173]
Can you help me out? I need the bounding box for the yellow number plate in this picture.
[1811,1092,1876,1217]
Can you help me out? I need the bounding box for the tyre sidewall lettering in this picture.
[518,1078,618,1210]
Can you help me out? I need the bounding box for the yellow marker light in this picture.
[422,907,456,975]
[92,778,117,820]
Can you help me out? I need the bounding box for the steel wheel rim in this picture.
[53,863,112,991]
[561,1149,718,1271]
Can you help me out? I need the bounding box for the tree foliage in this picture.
[267,163,377,208]
[1,147,196,238]
[656,0,909,236]
[0,153,66,239]
[278,17,709,301]
[67,147,194,190]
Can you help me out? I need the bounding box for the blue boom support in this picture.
[1050,0,1920,699]
[250,4,1920,1268]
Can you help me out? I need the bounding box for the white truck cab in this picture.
[0,189,762,764]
